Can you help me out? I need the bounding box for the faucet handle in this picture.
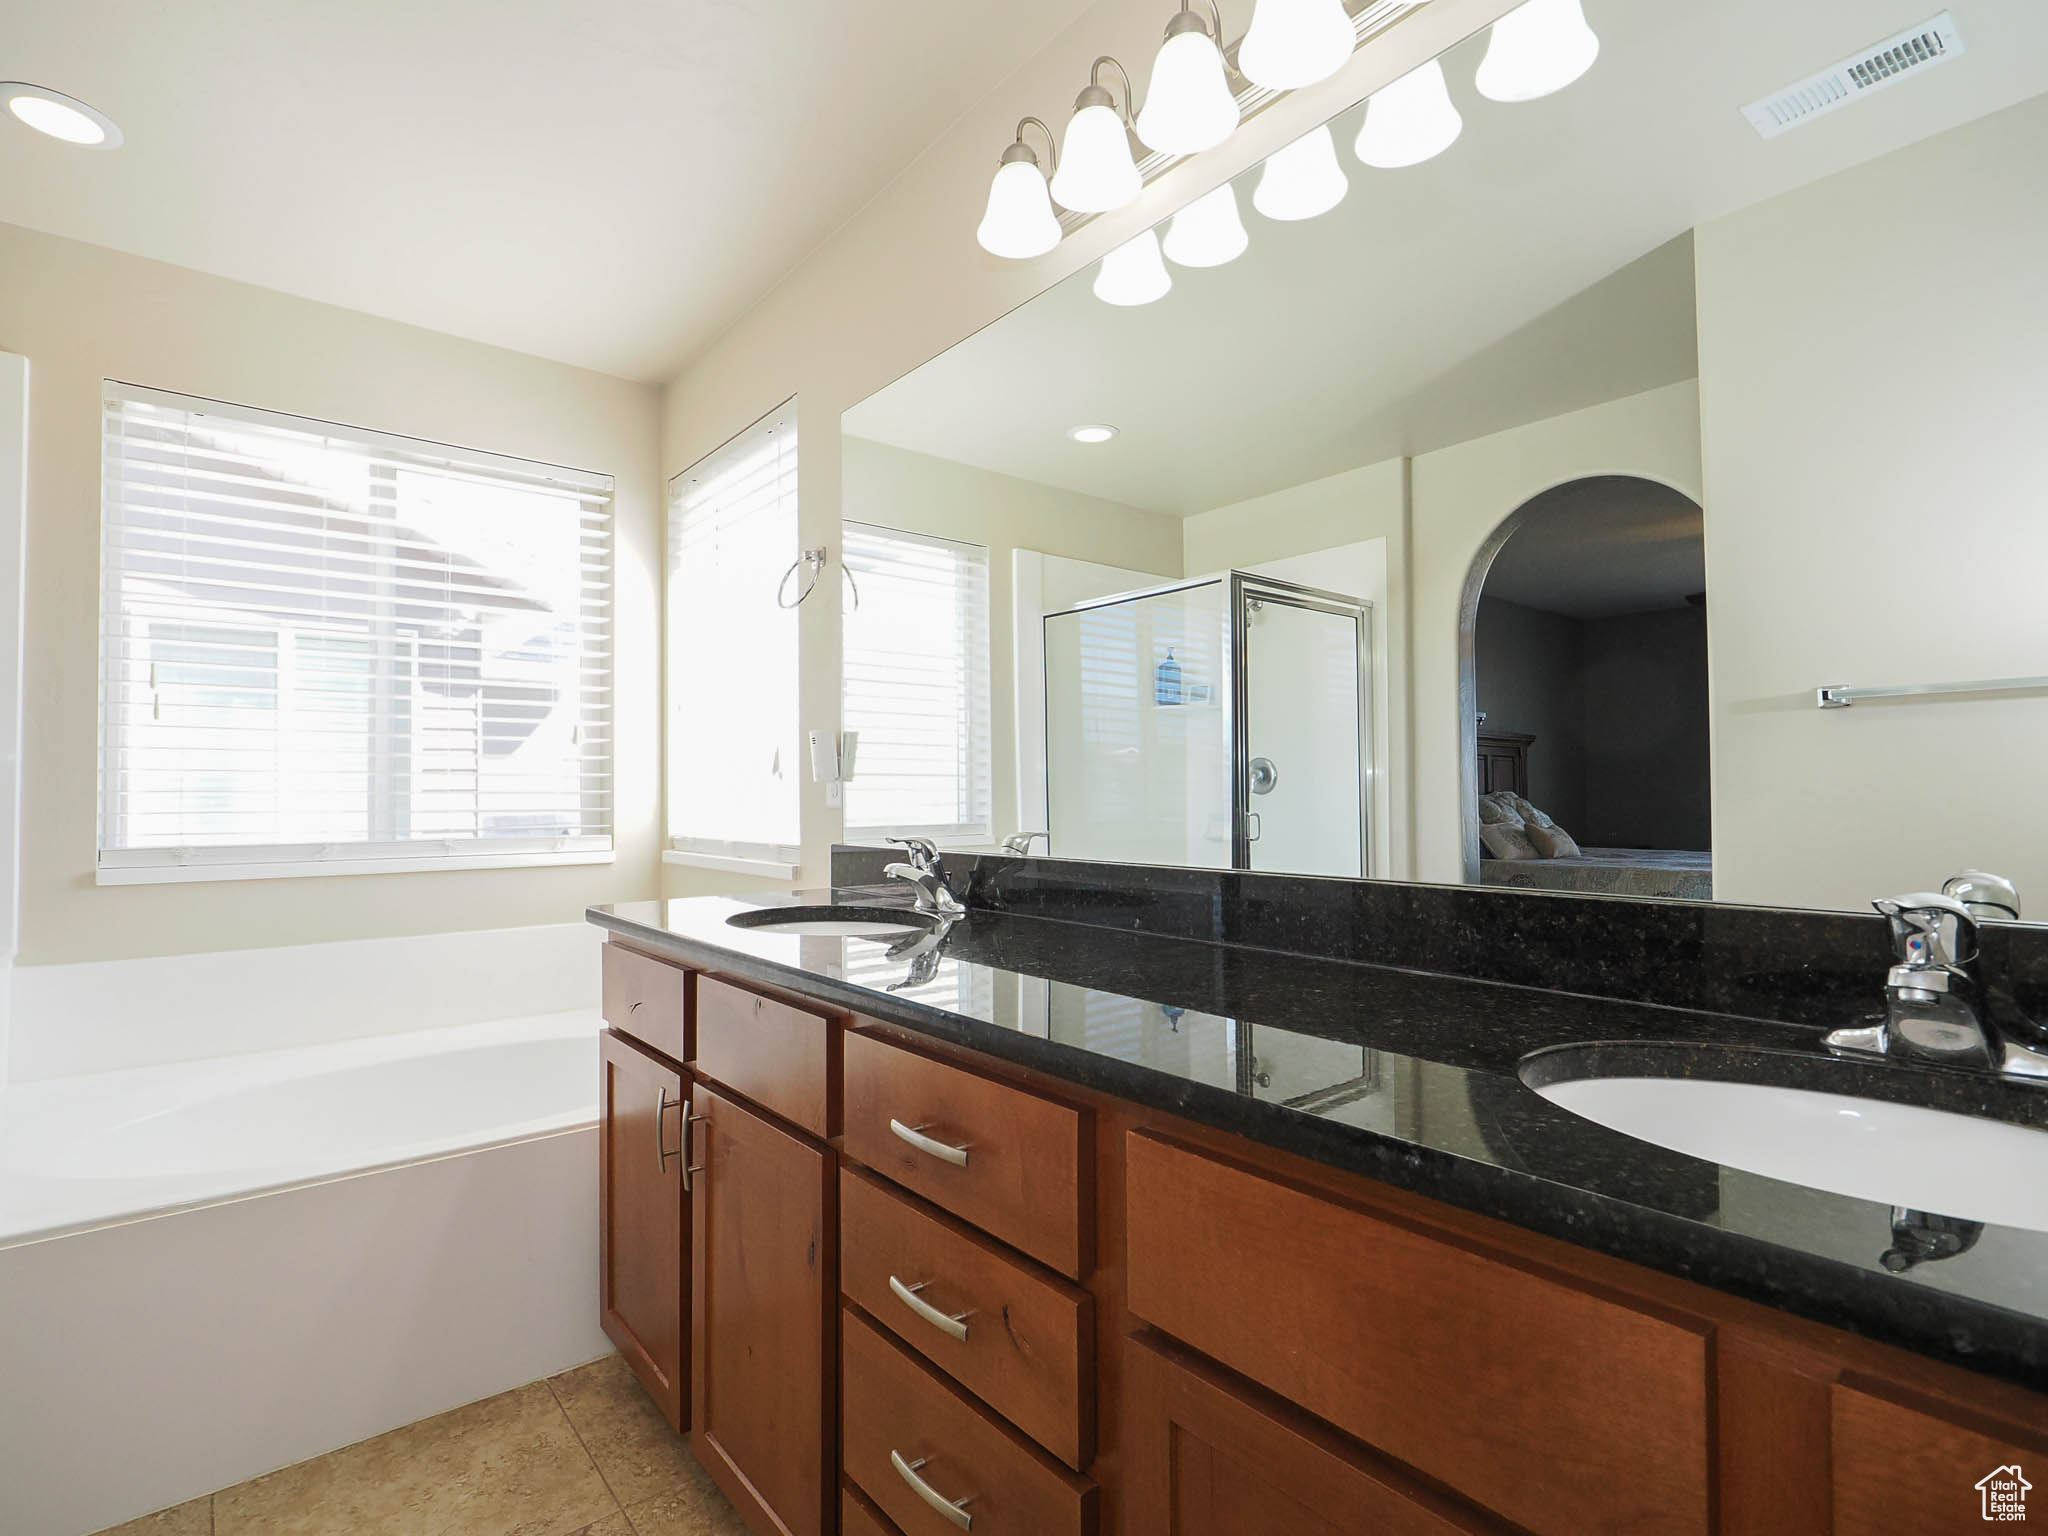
[1874,891,1976,969]
[886,835,940,872]
[1944,869,2021,924]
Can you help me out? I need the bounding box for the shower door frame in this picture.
[1228,572,1375,875]
[1040,571,1374,875]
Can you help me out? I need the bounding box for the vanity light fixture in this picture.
[1162,181,1249,267]
[976,118,1063,259]
[1354,57,1463,168]
[2,83,122,147]
[1093,229,1173,306]
[1475,0,1600,103]
[1050,58,1144,214]
[1068,424,1120,443]
[1237,0,1357,92]
[1136,1,1241,157]
[1252,123,1348,221]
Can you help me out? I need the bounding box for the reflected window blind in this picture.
[842,522,992,843]
[98,383,614,879]
[668,403,801,862]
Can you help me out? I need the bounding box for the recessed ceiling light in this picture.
[2,83,123,148]
[1069,424,1119,444]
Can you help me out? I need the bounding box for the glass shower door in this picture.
[1044,579,1233,868]
[1239,588,1370,876]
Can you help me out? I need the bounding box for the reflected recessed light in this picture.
[3,83,122,148]
[1069,424,1119,444]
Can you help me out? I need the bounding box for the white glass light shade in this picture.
[1094,230,1173,306]
[1237,0,1356,91]
[1051,100,1143,213]
[1252,124,1348,222]
[1475,0,1600,103]
[1137,25,1240,156]
[1354,58,1463,168]
[1162,183,1248,268]
[977,158,1061,259]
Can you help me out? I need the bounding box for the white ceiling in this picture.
[845,0,2048,517]
[0,0,1097,382]
[1483,477,1704,619]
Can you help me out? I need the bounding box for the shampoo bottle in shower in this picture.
[1154,648,1183,706]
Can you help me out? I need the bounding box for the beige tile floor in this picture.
[93,1354,747,1536]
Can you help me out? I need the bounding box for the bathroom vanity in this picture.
[588,866,2048,1536]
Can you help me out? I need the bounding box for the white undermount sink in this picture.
[1528,1057,2048,1234]
[724,905,934,940]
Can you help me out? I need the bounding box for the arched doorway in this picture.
[1457,475,1712,900]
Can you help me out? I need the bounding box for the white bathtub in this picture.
[0,1007,611,1536]
[0,1010,598,1246]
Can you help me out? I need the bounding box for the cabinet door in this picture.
[599,1029,689,1431]
[692,1084,834,1536]
[1125,1332,1503,1536]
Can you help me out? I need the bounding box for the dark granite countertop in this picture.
[589,889,2048,1391]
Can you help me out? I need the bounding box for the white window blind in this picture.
[98,382,614,882]
[842,522,992,843]
[668,402,801,864]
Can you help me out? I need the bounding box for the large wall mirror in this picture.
[839,0,2048,920]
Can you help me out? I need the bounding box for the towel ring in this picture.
[776,547,860,610]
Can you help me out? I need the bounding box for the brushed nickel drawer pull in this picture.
[888,1275,974,1342]
[890,1118,970,1168]
[684,1110,708,1186]
[656,1090,681,1175]
[890,1450,973,1530]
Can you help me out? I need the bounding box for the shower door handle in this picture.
[1243,811,1261,842]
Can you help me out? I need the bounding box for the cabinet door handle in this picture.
[684,1109,708,1185]
[890,1450,973,1530]
[656,1090,681,1175]
[889,1118,970,1168]
[888,1275,973,1342]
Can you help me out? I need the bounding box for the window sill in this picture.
[663,849,801,881]
[97,849,615,886]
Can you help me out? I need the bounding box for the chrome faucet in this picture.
[1000,830,1049,856]
[1825,873,2048,1081]
[883,836,967,918]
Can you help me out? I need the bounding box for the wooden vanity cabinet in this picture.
[598,1027,689,1431]
[1124,1331,1504,1536]
[692,1081,837,1536]
[596,938,2048,1536]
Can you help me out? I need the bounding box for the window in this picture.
[841,522,992,844]
[98,383,613,882]
[668,402,801,869]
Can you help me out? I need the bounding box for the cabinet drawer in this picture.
[1831,1377,2048,1534]
[601,940,689,1062]
[843,1029,1088,1278]
[695,975,837,1138]
[1126,1330,1506,1536]
[1125,1132,1711,1536]
[843,1308,1095,1536]
[843,1485,904,1536]
[841,1165,1094,1469]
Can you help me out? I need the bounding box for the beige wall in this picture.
[1409,379,1703,882]
[0,221,664,963]
[1176,382,1703,887]
[657,0,1519,888]
[1696,95,2048,912]
[840,437,1182,842]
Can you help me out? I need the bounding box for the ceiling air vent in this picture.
[1743,11,1965,139]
